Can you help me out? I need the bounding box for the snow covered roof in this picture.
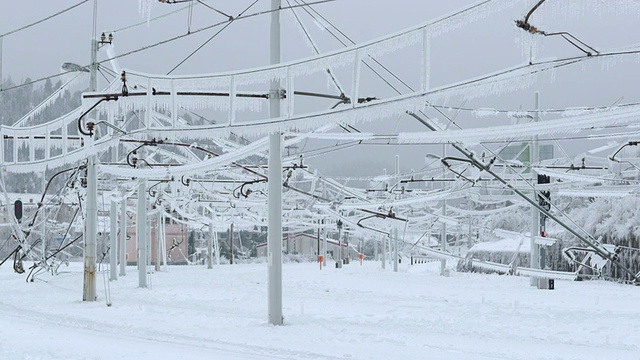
[470,238,530,254]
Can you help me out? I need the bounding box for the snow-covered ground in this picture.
[0,260,638,360]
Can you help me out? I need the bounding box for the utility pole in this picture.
[119,198,127,276]
[82,0,99,302]
[267,0,283,326]
[110,199,118,280]
[214,229,220,265]
[208,221,213,269]
[0,36,3,91]
[440,144,447,276]
[530,91,540,286]
[395,155,400,272]
[41,175,46,273]
[155,210,162,271]
[381,235,386,269]
[322,218,327,267]
[336,220,343,268]
[137,180,147,288]
[393,227,399,272]
[160,212,167,269]
[345,228,350,262]
[83,154,97,301]
[230,223,234,265]
[89,0,98,95]
[374,233,378,261]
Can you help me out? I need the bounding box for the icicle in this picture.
[138,0,155,24]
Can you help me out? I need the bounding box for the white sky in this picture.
[1,0,640,175]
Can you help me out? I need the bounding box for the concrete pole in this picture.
[109,199,118,280]
[374,233,378,261]
[89,0,98,94]
[267,0,283,326]
[161,214,168,269]
[393,227,399,272]
[466,214,473,251]
[230,223,234,265]
[389,235,392,265]
[208,222,213,269]
[322,219,327,266]
[214,230,220,265]
[137,180,147,288]
[381,235,386,269]
[0,36,3,91]
[346,230,350,261]
[337,225,342,266]
[82,0,99,302]
[119,198,127,276]
[440,144,447,276]
[155,210,161,271]
[41,175,46,265]
[317,226,320,258]
[83,154,97,301]
[530,91,541,286]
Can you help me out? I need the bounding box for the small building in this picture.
[125,212,190,266]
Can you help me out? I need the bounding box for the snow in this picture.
[471,237,530,253]
[1,261,638,360]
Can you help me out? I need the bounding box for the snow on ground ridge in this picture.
[0,261,638,360]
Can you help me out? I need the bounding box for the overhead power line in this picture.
[196,0,234,20]
[167,0,260,74]
[100,0,337,68]
[108,3,198,34]
[0,0,336,94]
[0,0,90,38]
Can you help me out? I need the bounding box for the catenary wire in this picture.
[285,0,345,95]
[0,0,90,38]
[196,0,234,19]
[167,0,260,74]
[0,0,337,94]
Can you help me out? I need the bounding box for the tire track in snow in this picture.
[0,301,346,360]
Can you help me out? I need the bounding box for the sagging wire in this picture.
[355,207,408,237]
[26,234,82,282]
[281,161,331,202]
[441,156,496,185]
[408,107,624,275]
[23,165,85,237]
[425,135,639,282]
[562,245,627,279]
[515,0,599,56]
[121,138,267,179]
[233,179,267,199]
[77,73,129,137]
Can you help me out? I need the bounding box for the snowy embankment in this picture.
[0,261,638,360]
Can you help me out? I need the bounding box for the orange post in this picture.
[358,253,364,266]
[318,255,324,270]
